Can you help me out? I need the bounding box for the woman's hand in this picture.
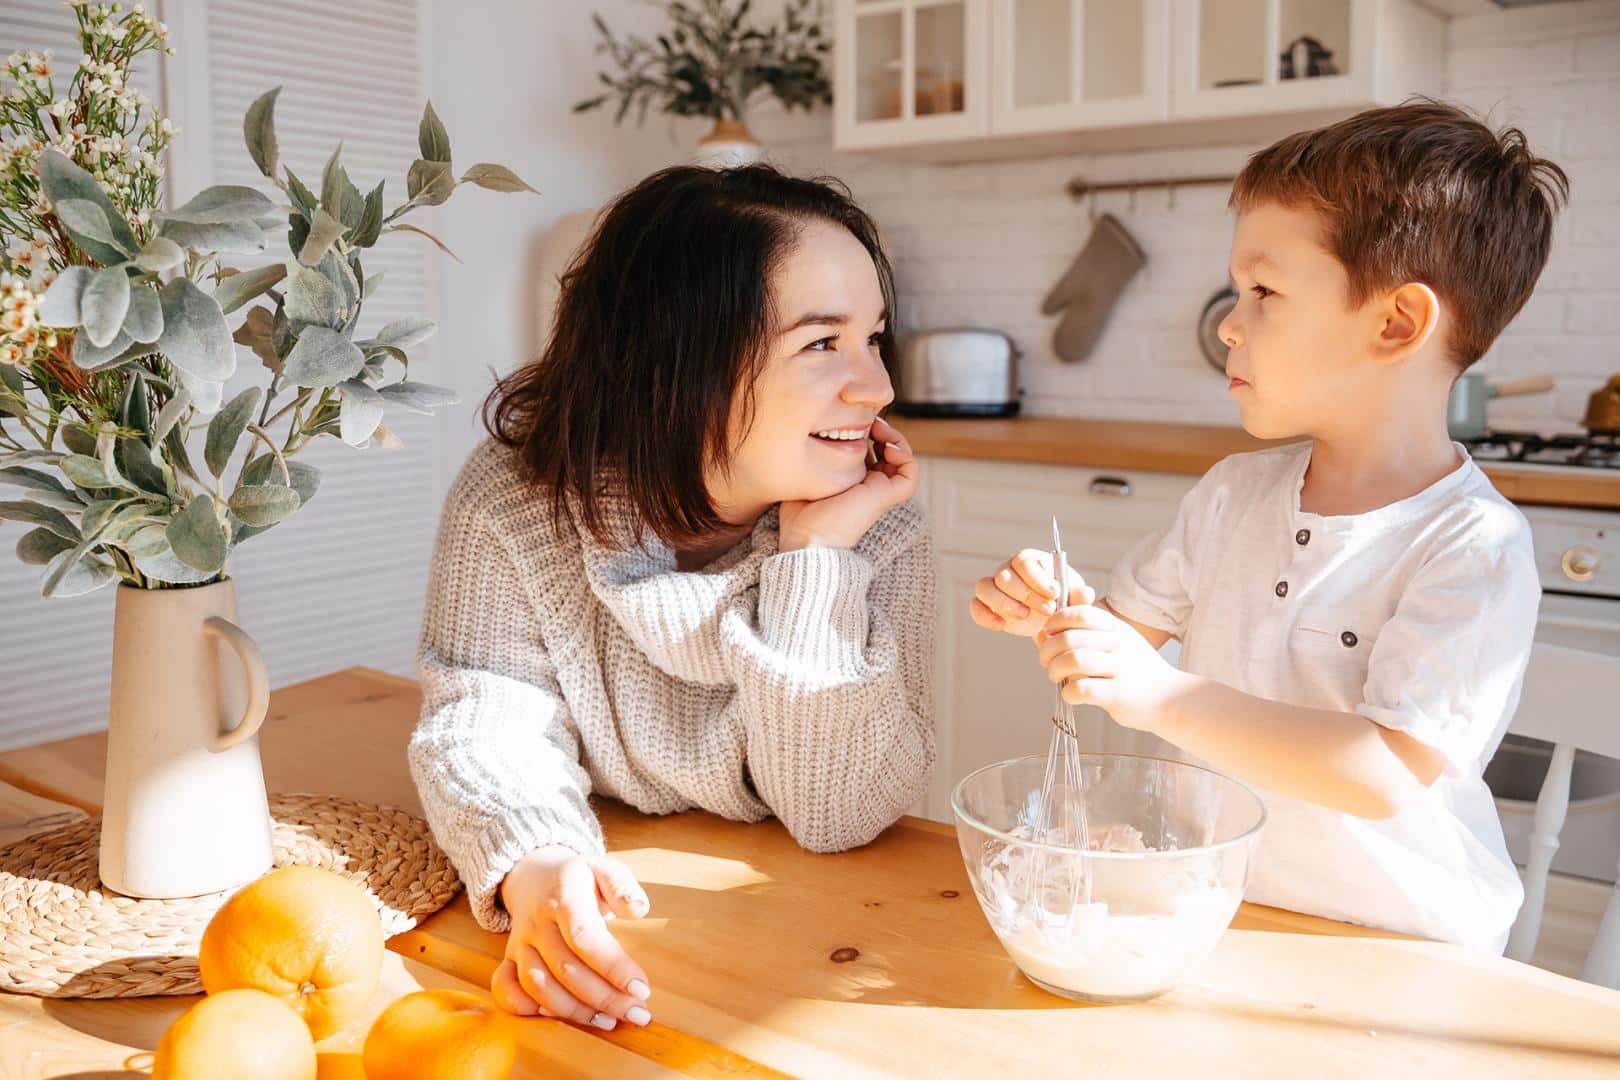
[779,416,919,552]
[970,550,1096,637]
[492,844,653,1028]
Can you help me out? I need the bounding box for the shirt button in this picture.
[1296,529,1311,546]
[1275,581,1289,598]
[1341,631,1358,648]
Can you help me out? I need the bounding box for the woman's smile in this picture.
[811,423,872,451]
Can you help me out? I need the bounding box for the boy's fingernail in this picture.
[627,1005,652,1027]
[591,1012,618,1031]
[628,979,651,1000]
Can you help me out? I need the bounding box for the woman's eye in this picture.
[1250,284,1274,300]
[803,330,884,353]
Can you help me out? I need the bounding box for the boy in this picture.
[972,100,1569,952]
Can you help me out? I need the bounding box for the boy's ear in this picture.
[1369,281,1441,366]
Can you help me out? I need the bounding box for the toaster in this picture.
[892,328,1021,418]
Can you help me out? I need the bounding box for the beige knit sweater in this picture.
[409,439,937,932]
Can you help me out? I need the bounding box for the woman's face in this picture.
[710,219,893,522]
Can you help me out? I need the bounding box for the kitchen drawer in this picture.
[923,455,1196,564]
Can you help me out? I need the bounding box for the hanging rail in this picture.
[1065,174,1236,200]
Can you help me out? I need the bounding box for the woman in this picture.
[409,164,935,1030]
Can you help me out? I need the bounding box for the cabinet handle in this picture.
[1089,476,1132,497]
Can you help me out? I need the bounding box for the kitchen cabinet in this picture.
[1170,0,1443,121]
[919,455,1193,821]
[833,0,992,150]
[989,0,1171,136]
[833,0,1445,160]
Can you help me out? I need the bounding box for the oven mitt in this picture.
[1041,213,1147,364]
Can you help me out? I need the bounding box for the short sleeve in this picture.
[1105,458,1230,638]
[1355,535,1541,773]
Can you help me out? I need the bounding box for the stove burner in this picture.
[1463,431,1620,469]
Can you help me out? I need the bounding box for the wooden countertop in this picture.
[4,669,1620,1078]
[901,417,1620,510]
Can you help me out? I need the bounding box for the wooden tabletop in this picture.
[901,417,1620,510]
[4,668,1620,1078]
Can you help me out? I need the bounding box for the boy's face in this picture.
[1218,202,1382,440]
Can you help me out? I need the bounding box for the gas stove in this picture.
[1463,431,1620,469]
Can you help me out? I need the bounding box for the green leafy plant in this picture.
[574,0,831,125]
[0,0,539,596]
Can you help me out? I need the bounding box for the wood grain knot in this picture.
[939,890,960,899]
[829,947,860,964]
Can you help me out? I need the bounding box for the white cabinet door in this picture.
[920,456,1190,821]
[989,0,1170,135]
[1168,0,1442,121]
[929,457,1196,571]
[834,0,992,150]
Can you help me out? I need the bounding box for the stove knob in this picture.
[1561,545,1599,583]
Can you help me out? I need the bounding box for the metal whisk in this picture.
[1026,518,1093,928]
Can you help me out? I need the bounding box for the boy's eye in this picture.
[1250,284,1274,300]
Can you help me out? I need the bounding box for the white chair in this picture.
[1503,641,1620,987]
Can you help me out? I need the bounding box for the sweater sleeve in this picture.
[719,502,937,853]
[409,476,604,934]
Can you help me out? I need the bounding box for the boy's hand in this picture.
[493,844,653,1028]
[1037,602,1190,730]
[971,549,1096,637]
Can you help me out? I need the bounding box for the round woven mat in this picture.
[0,792,461,999]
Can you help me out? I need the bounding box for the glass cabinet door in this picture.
[1173,0,1370,119]
[836,0,990,149]
[992,0,1170,134]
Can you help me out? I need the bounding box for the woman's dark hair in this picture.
[484,164,897,548]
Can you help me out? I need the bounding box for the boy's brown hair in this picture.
[1230,98,1569,368]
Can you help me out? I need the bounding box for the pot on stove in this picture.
[1583,376,1620,435]
[1448,374,1555,441]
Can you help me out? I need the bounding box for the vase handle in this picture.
[204,616,270,752]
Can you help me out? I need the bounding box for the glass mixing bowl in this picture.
[952,752,1266,1003]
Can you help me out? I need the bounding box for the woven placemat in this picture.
[0,792,461,999]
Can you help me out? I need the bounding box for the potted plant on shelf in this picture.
[574,0,832,167]
[0,2,539,900]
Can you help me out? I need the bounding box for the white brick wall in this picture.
[1447,0,1620,432]
[749,0,1619,433]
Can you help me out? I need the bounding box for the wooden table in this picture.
[4,669,1619,1078]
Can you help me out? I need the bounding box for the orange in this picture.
[199,865,385,1041]
[314,1052,368,1080]
[361,989,517,1080]
[152,987,316,1080]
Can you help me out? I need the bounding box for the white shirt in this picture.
[1106,441,1540,952]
